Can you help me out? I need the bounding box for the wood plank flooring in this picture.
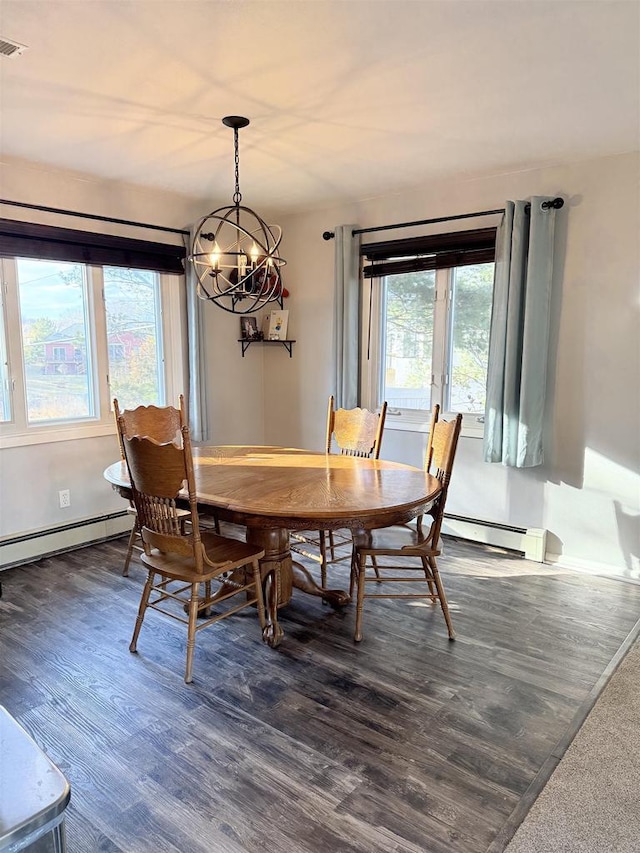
[2,534,640,852]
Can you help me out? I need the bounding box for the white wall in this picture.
[269,152,640,578]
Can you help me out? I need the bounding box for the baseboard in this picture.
[0,512,132,570]
[442,514,547,562]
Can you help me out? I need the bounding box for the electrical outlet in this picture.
[58,489,71,509]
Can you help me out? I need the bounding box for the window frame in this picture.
[361,266,488,439]
[0,257,185,448]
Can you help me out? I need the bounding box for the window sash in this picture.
[0,284,12,423]
[361,266,489,437]
[103,266,166,410]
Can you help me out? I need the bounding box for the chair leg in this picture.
[429,556,455,640]
[371,555,382,582]
[130,570,154,652]
[328,530,336,561]
[200,580,212,617]
[421,556,437,600]
[184,582,200,684]
[349,546,358,599]
[354,554,367,642]
[252,561,267,632]
[319,530,328,589]
[122,522,139,577]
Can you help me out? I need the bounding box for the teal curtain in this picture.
[484,198,558,467]
[332,224,361,409]
[184,227,209,442]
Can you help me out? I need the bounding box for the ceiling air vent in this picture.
[0,37,28,59]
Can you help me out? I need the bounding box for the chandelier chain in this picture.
[233,127,242,206]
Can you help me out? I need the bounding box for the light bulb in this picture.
[209,242,220,271]
[250,243,259,267]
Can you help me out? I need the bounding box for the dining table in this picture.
[104,445,441,640]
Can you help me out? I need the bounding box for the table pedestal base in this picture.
[291,561,351,608]
[246,527,351,610]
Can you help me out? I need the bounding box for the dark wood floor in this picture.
[2,534,640,853]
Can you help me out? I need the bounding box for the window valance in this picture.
[0,218,186,274]
[361,227,497,278]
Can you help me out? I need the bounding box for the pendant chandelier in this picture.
[189,116,286,315]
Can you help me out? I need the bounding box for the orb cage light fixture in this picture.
[189,116,287,315]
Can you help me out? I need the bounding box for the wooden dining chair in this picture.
[113,397,186,577]
[290,395,387,589]
[121,422,274,683]
[350,409,463,643]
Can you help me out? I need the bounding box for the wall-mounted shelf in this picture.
[238,339,296,357]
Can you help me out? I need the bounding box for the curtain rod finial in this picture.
[323,231,335,241]
[542,197,564,210]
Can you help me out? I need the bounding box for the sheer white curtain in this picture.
[332,224,361,409]
[484,198,559,467]
[184,227,210,442]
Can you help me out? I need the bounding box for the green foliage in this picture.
[450,264,493,410]
[22,317,57,364]
[385,271,435,391]
[103,270,160,408]
[109,336,160,409]
[383,263,494,411]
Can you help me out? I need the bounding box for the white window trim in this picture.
[361,270,485,439]
[0,261,186,448]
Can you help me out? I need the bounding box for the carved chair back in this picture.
[326,395,387,458]
[114,396,185,459]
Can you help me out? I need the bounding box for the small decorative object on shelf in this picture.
[268,309,289,341]
[240,316,259,340]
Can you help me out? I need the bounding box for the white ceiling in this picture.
[1,1,638,215]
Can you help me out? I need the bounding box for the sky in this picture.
[16,258,85,322]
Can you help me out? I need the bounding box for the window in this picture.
[360,228,496,436]
[382,269,435,411]
[0,292,10,423]
[0,257,184,445]
[16,259,93,422]
[103,266,164,410]
[448,264,493,412]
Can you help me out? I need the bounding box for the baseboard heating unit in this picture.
[0,512,132,570]
[442,514,547,562]
[0,512,548,570]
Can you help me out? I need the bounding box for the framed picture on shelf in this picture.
[268,309,289,340]
[240,316,259,340]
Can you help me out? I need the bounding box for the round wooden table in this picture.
[104,445,441,626]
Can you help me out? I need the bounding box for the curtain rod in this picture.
[0,198,190,237]
[321,197,564,241]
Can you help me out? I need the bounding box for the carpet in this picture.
[500,623,640,852]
